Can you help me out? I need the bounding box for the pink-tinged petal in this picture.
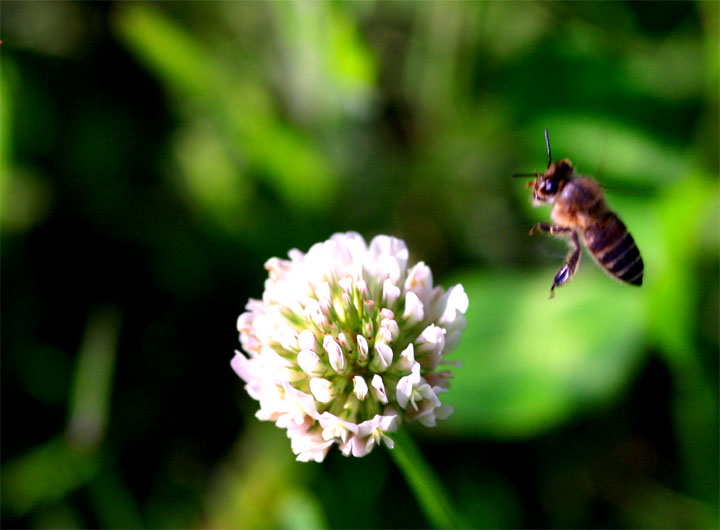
[290,429,333,463]
[381,433,395,450]
[363,299,375,315]
[338,276,353,294]
[297,349,322,376]
[356,279,368,297]
[357,413,399,437]
[337,332,351,352]
[309,378,334,403]
[415,324,446,370]
[339,435,371,458]
[405,385,443,426]
[376,326,393,344]
[317,411,358,443]
[425,370,453,390]
[371,374,388,404]
[236,312,254,333]
[435,284,469,326]
[230,350,252,383]
[395,344,416,372]
[339,437,353,457]
[443,317,468,353]
[363,320,374,338]
[323,335,345,373]
[435,405,454,421]
[353,376,369,400]
[382,279,401,306]
[356,413,399,453]
[330,232,368,268]
[298,329,317,351]
[402,291,424,325]
[315,281,331,310]
[367,235,409,284]
[372,343,393,372]
[416,325,446,354]
[351,437,372,457]
[396,363,421,409]
[380,308,395,320]
[380,318,399,340]
[356,335,369,362]
[404,262,434,304]
[395,383,410,410]
[417,414,437,428]
[282,383,317,423]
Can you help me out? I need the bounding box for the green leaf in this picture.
[442,268,645,438]
[1,437,99,516]
[114,5,219,99]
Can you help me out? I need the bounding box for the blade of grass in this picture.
[66,306,121,451]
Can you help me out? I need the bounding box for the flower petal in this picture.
[323,335,345,373]
[402,291,424,325]
[309,377,334,403]
[353,375,369,400]
[297,349,322,376]
[395,343,416,372]
[382,279,401,307]
[317,411,358,443]
[298,329,317,351]
[371,374,388,404]
[356,334,369,362]
[373,342,393,372]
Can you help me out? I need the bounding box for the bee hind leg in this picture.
[549,232,581,298]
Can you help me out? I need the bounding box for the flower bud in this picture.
[356,334,369,363]
[297,349,323,376]
[372,343,393,372]
[371,374,388,404]
[353,375,369,400]
[323,335,345,373]
[382,278,401,306]
[309,377,334,403]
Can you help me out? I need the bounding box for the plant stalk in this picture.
[388,428,465,529]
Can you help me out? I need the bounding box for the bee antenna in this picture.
[545,128,552,168]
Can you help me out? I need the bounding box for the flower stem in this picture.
[388,428,466,529]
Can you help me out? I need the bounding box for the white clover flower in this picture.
[231,232,468,462]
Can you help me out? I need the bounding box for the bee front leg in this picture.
[549,232,581,298]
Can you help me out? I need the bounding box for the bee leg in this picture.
[549,232,581,298]
[529,223,572,236]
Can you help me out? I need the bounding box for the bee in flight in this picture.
[514,129,644,298]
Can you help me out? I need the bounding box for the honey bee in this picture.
[514,129,643,297]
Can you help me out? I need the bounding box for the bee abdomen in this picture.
[584,213,643,286]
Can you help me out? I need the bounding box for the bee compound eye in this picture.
[544,179,556,193]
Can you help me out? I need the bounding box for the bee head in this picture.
[531,159,573,203]
[512,129,574,204]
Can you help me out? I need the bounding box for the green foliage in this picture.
[2,1,718,528]
[446,270,645,438]
[2,436,99,517]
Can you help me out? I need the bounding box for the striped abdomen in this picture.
[583,212,643,286]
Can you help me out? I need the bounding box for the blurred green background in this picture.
[2,2,718,528]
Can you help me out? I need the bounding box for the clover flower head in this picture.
[232,232,468,462]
